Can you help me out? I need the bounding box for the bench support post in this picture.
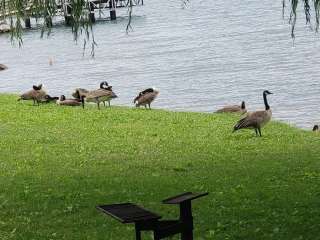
[135,224,141,240]
[180,201,193,240]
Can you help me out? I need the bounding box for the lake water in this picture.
[0,0,319,129]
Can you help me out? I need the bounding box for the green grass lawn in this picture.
[0,94,319,240]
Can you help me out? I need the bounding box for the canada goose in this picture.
[56,95,82,106]
[18,84,47,105]
[313,125,319,132]
[233,90,273,137]
[216,101,247,114]
[73,87,117,110]
[134,88,159,109]
[0,64,7,71]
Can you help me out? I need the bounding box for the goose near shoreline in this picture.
[216,101,247,114]
[233,90,273,137]
[134,88,159,109]
[18,84,47,105]
[56,95,82,106]
[73,82,117,109]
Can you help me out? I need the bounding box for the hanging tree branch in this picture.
[0,0,104,56]
[2,0,320,56]
[283,0,320,37]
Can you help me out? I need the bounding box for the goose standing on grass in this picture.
[216,101,247,114]
[72,82,117,109]
[233,90,273,137]
[134,88,159,109]
[56,95,82,106]
[313,125,319,132]
[18,84,47,105]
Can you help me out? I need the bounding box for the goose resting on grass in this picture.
[233,90,273,137]
[216,101,246,114]
[56,95,82,106]
[134,88,159,109]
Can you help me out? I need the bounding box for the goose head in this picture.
[313,125,319,131]
[60,95,66,101]
[263,90,273,95]
[100,81,109,89]
[33,84,43,91]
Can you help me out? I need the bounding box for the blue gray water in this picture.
[0,0,319,129]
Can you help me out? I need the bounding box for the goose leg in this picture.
[103,101,106,107]
[108,100,110,107]
[255,128,258,137]
[144,105,147,109]
[148,103,151,110]
[81,96,85,109]
[97,102,100,110]
[258,127,262,137]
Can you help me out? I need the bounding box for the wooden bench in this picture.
[97,192,208,240]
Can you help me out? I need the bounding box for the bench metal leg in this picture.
[181,230,193,240]
[180,201,193,240]
[135,224,142,240]
[153,231,160,240]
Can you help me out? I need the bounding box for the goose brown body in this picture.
[233,90,273,137]
[134,88,159,109]
[56,95,81,106]
[216,101,246,114]
[72,83,117,109]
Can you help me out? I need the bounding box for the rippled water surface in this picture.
[0,0,319,129]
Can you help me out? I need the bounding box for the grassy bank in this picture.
[0,94,319,240]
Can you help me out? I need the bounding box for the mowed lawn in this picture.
[0,94,319,240]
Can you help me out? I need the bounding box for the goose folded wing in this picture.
[238,111,268,128]
[86,89,114,100]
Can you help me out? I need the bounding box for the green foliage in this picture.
[0,94,319,239]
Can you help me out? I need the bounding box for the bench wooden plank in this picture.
[97,203,161,224]
[162,192,209,205]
